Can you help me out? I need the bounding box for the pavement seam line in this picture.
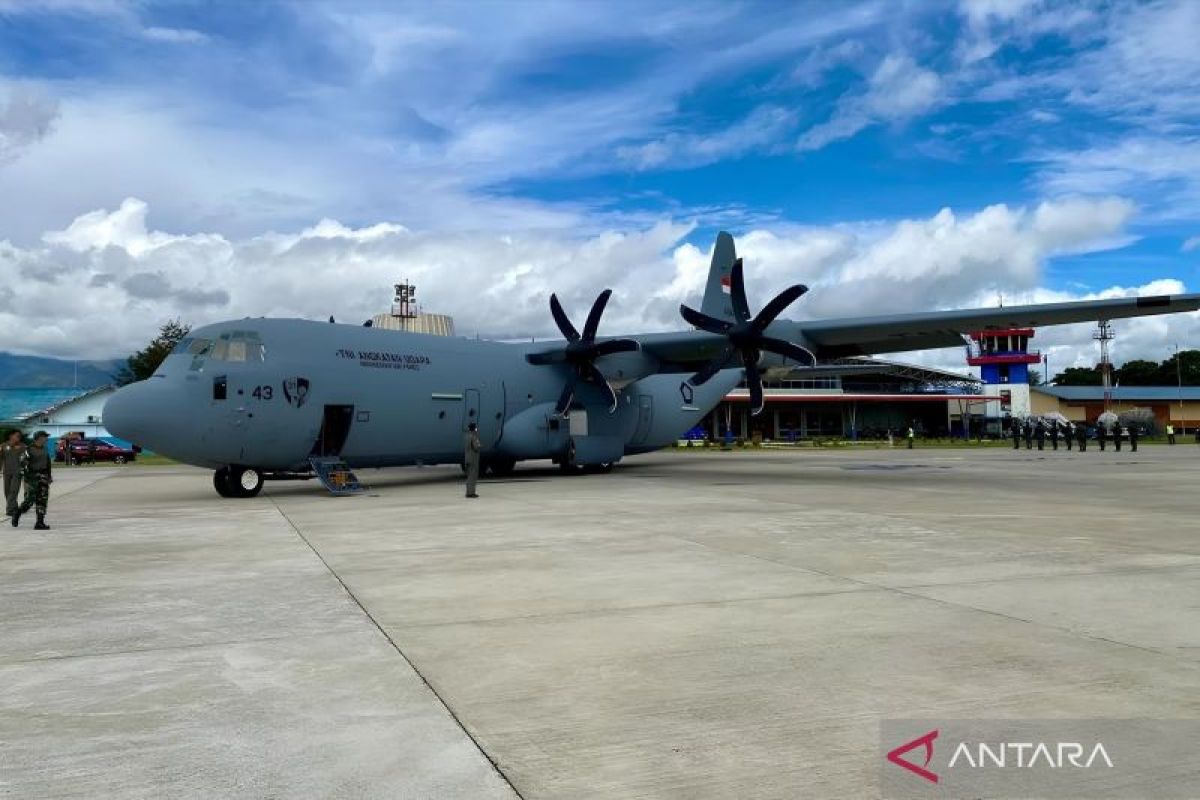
[671,533,1200,665]
[266,494,526,800]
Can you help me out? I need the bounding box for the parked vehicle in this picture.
[59,438,137,465]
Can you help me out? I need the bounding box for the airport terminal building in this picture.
[701,359,996,441]
[1030,385,1200,432]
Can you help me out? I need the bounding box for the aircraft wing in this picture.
[795,293,1200,358]
[529,292,1200,382]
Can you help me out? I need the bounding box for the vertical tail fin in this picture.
[700,231,737,322]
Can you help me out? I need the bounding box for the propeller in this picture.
[527,289,639,414]
[679,258,814,415]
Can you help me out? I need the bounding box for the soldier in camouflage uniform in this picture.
[463,422,481,498]
[2,430,25,517]
[12,431,53,530]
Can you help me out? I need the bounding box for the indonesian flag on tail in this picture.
[720,274,732,294]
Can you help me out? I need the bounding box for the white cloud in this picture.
[3,195,1186,378]
[617,106,796,171]
[141,26,208,44]
[1183,236,1200,253]
[1031,137,1200,220]
[797,54,943,151]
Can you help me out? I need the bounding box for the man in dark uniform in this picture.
[1128,425,1138,452]
[1098,424,1107,451]
[1035,419,1045,451]
[1114,424,1123,451]
[1064,422,1074,451]
[463,422,481,498]
[12,431,52,530]
[1024,419,1034,450]
[2,430,25,517]
[1076,422,1087,452]
[1049,421,1059,450]
[1011,420,1021,450]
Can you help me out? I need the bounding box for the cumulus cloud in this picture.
[797,54,943,151]
[0,87,59,165]
[3,196,1190,374]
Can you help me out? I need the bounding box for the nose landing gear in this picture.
[213,465,264,498]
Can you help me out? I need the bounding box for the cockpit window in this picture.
[182,331,264,370]
[173,337,214,356]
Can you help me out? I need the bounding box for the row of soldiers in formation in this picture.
[1009,418,1148,452]
[2,430,53,529]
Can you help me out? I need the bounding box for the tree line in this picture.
[1051,350,1200,386]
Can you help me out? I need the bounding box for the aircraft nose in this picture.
[104,381,165,448]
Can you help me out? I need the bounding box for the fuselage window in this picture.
[213,375,227,401]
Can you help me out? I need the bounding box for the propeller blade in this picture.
[592,338,639,357]
[744,355,764,416]
[729,258,751,323]
[555,374,576,415]
[689,346,733,386]
[586,364,619,412]
[582,289,611,342]
[759,336,816,366]
[549,294,580,342]
[752,284,809,332]
[680,304,733,334]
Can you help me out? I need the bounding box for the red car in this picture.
[61,439,137,465]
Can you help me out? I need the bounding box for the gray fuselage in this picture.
[103,318,739,472]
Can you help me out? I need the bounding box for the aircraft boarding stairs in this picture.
[307,456,368,496]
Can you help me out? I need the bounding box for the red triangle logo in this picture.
[886,729,939,784]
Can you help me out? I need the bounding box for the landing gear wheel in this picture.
[487,458,517,477]
[559,440,580,474]
[229,466,264,498]
[213,467,235,498]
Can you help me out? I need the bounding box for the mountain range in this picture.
[0,352,123,389]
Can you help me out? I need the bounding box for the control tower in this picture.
[369,281,455,336]
[966,328,1041,421]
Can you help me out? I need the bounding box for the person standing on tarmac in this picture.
[1166,423,1176,445]
[1065,422,1074,451]
[1035,419,1046,451]
[1129,425,1139,452]
[1076,423,1087,452]
[463,422,481,498]
[1011,420,1022,450]
[2,430,25,518]
[1024,419,1034,450]
[11,431,52,530]
[1114,424,1124,452]
[1049,421,1059,450]
[1098,424,1108,451]
[906,425,915,449]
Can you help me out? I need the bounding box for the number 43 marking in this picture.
[252,385,273,400]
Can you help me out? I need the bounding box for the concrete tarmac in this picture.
[2,446,1199,798]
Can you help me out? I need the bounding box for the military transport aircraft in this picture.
[104,232,1200,498]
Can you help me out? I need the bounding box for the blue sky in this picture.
[1,0,1198,364]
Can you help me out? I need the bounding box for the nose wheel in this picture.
[213,466,264,498]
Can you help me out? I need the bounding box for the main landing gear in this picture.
[213,465,264,498]
[554,440,614,474]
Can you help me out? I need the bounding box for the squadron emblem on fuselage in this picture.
[283,377,311,408]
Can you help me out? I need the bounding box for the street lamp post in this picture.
[1175,343,1184,434]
